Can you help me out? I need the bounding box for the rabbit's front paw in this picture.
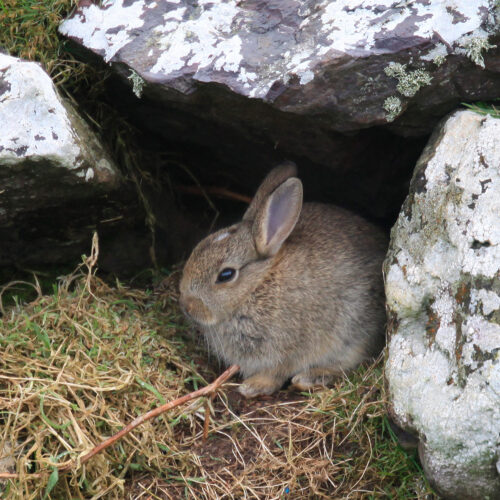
[291,367,342,391]
[239,374,284,398]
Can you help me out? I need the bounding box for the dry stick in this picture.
[177,185,252,204]
[59,364,239,472]
[0,365,239,479]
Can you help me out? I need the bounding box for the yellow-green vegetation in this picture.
[383,62,432,122]
[432,54,446,67]
[128,70,145,99]
[0,0,85,86]
[0,253,436,499]
[0,252,203,498]
[463,101,500,119]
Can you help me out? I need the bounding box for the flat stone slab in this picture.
[60,0,500,134]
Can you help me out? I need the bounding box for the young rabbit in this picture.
[179,162,387,398]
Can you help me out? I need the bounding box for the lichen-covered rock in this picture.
[384,110,500,499]
[59,0,499,135]
[0,53,120,226]
[0,53,129,269]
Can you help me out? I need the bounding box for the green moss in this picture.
[0,0,84,87]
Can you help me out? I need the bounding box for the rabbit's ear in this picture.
[253,177,303,257]
[243,162,298,222]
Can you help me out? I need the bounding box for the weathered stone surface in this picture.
[0,53,128,270]
[0,53,205,274]
[60,0,499,135]
[384,110,500,499]
[0,53,120,226]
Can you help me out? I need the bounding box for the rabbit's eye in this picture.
[216,267,237,283]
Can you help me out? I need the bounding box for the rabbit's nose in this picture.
[179,295,214,324]
[180,296,201,316]
[181,297,195,315]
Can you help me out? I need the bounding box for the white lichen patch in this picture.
[463,316,500,356]
[384,62,432,97]
[470,289,500,316]
[425,113,500,277]
[385,110,500,498]
[0,54,119,185]
[319,0,489,53]
[383,96,403,122]
[432,290,458,356]
[421,43,448,64]
[150,1,242,75]
[59,0,492,100]
[0,54,81,169]
[128,69,145,98]
[461,34,497,68]
[59,0,148,62]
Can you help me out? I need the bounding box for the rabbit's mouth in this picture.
[179,295,217,326]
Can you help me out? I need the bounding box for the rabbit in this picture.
[179,162,387,398]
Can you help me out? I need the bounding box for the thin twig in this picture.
[59,364,239,472]
[177,185,252,204]
[0,365,239,479]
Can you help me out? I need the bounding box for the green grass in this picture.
[463,101,500,119]
[0,265,206,499]
[0,265,76,310]
[0,0,83,85]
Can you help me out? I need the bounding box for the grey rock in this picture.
[59,0,500,135]
[0,54,134,270]
[0,54,203,274]
[384,109,500,499]
[0,53,121,226]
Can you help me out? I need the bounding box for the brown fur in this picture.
[179,165,387,397]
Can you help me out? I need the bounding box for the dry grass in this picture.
[0,244,208,498]
[0,243,436,499]
[127,369,435,500]
[0,0,87,86]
